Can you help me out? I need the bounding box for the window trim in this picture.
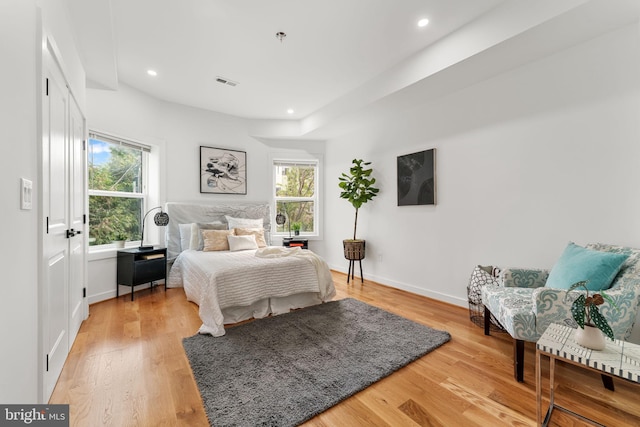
[88,130,150,249]
[271,156,322,239]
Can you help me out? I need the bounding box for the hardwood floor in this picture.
[50,272,640,426]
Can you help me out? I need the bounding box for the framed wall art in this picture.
[397,148,435,206]
[200,146,247,194]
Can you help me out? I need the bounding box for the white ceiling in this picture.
[67,0,640,131]
[69,0,505,119]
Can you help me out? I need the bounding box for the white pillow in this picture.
[179,223,193,252]
[225,215,263,230]
[234,227,267,248]
[227,234,258,251]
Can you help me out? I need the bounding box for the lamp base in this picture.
[138,245,155,251]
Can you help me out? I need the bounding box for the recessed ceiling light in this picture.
[417,18,429,28]
[287,109,294,115]
[147,69,158,77]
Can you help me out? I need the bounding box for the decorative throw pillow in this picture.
[545,242,629,291]
[225,215,263,230]
[227,234,258,251]
[190,222,228,250]
[178,223,193,252]
[202,229,235,252]
[234,227,267,248]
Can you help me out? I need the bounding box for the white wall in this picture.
[0,0,39,404]
[321,24,640,311]
[1,0,86,403]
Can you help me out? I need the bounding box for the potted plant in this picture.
[338,159,379,261]
[291,222,302,236]
[113,232,128,249]
[564,280,616,350]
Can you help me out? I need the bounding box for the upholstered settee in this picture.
[482,243,640,382]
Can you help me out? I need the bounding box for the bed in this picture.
[165,202,336,336]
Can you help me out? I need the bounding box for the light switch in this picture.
[21,178,32,210]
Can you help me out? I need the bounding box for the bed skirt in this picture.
[221,292,324,325]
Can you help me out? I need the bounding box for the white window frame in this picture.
[271,155,322,239]
[88,130,150,249]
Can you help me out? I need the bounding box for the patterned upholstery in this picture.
[481,243,640,342]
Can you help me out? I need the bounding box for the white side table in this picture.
[536,323,640,426]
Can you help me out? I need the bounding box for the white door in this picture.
[42,47,70,400]
[68,96,86,344]
[41,41,88,401]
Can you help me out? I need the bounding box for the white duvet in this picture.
[168,247,335,335]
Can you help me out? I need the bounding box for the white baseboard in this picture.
[88,282,157,305]
[328,263,467,308]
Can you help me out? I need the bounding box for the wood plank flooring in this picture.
[50,272,640,426]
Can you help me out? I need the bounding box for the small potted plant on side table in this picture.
[564,280,616,350]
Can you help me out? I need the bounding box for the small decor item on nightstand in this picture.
[564,280,616,350]
[291,222,301,236]
[113,232,127,249]
[140,206,170,250]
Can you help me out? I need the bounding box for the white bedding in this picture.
[168,247,335,336]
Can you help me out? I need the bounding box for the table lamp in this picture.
[140,206,170,250]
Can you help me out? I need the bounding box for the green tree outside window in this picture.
[88,138,146,245]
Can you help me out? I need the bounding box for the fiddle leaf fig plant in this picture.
[564,280,616,341]
[338,159,379,240]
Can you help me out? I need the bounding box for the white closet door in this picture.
[41,39,88,402]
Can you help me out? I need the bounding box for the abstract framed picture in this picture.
[200,146,247,194]
[397,148,435,206]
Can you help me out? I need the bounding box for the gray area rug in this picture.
[183,298,451,427]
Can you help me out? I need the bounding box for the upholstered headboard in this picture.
[164,202,271,260]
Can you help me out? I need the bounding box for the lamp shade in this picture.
[154,211,170,226]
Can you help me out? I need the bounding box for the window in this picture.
[88,131,150,246]
[273,160,319,236]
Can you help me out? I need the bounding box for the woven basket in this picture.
[467,265,505,332]
[343,240,366,260]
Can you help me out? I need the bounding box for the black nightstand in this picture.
[116,247,167,301]
[283,237,308,249]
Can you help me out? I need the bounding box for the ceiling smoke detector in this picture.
[275,31,287,42]
[215,76,238,87]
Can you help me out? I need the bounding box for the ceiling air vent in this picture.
[215,76,238,87]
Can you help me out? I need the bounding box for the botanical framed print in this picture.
[397,148,435,206]
[200,146,247,194]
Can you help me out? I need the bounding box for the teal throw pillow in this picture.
[545,242,628,291]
